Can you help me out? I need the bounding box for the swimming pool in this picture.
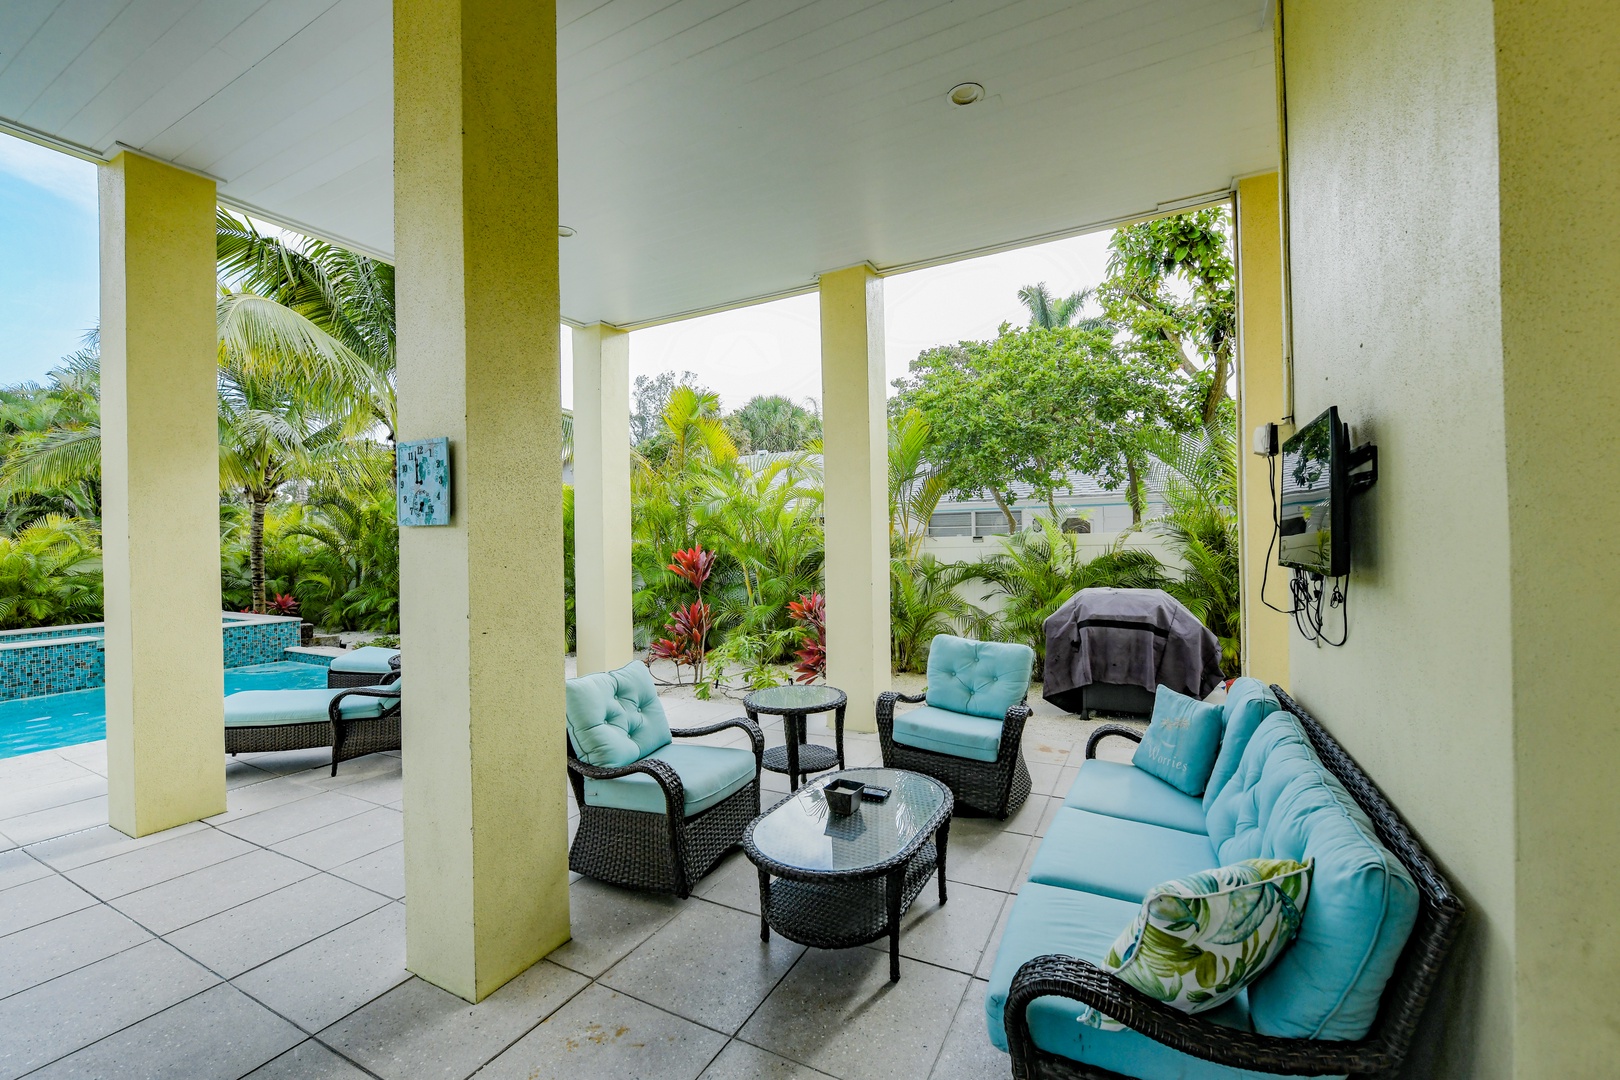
[0,661,331,760]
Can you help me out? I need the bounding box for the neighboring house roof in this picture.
[938,465,1170,508]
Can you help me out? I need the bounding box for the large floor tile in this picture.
[0,849,51,892]
[0,753,96,794]
[0,903,150,1000]
[164,873,390,978]
[269,806,402,870]
[226,760,276,790]
[233,748,334,777]
[691,850,763,916]
[942,822,1033,893]
[54,742,107,776]
[1002,793,1053,837]
[699,1040,837,1079]
[0,774,107,822]
[928,979,1009,1080]
[739,947,969,1080]
[206,776,325,825]
[23,821,208,873]
[863,881,1005,975]
[109,849,318,936]
[329,840,405,899]
[321,961,588,1080]
[0,796,107,847]
[215,791,376,847]
[547,877,684,979]
[477,983,728,1080]
[243,1040,374,1079]
[974,894,1013,980]
[332,769,403,807]
[63,826,254,900]
[25,983,302,1080]
[0,940,217,1080]
[602,899,802,1034]
[234,903,409,1032]
[0,874,97,937]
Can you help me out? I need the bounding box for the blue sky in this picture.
[0,133,99,387]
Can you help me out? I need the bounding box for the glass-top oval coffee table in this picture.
[743,683,847,791]
[743,767,953,981]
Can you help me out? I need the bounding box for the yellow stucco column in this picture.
[1233,174,1290,690]
[819,264,890,732]
[394,0,569,1002]
[99,152,226,838]
[571,323,634,674]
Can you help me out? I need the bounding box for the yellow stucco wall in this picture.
[394,0,570,1002]
[1233,174,1290,690]
[1281,1,1516,1074]
[98,152,227,837]
[1494,2,1620,1072]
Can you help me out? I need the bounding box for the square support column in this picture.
[571,323,634,674]
[819,264,889,732]
[99,152,226,838]
[1233,173,1290,689]
[395,0,569,1002]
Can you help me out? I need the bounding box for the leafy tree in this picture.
[889,555,987,673]
[630,370,700,445]
[0,334,103,528]
[0,515,103,629]
[729,395,821,454]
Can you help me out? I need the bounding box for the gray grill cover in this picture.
[1042,588,1222,705]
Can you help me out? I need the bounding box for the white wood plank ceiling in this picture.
[0,0,1277,327]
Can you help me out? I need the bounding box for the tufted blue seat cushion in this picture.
[892,704,1004,762]
[328,646,400,674]
[225,687,397,727]
[1205,713,1420,1041]
[583,743,757,817]
[924,635,1034,720]
[1063,760,1209,835]
[565,661,673,768]
[1028,807,1218,902]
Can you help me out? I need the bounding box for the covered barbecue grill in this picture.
[1042,587,1223,717]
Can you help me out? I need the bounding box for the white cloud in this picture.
[0,132,97,212]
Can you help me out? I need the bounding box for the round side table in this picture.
[743,684,847,791]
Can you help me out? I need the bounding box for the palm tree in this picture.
[890,555,986,673]
[729,395,820,454]
[0,515,103,629]
[1016,283,1110,331]
[1152,426,1241,671]
[887,408,950,561]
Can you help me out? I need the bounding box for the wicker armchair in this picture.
[1002,687,1465,1080]
[566,716,763,898]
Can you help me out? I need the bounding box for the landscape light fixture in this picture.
[948,82,985,106]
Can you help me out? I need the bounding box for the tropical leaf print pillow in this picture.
[1080,858,1313,1030]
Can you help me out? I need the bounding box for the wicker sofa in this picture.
[986,679,1463,1079]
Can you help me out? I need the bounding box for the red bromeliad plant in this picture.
[269,593,300,616]
[647,545,716,685]
[787,591,826,683]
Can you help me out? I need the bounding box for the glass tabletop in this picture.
[747,768,949,875]
[744,683,846,714]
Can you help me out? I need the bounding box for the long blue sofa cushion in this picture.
[985,883,1332,1080]
[1203,677,1281,813]
[1062,761,1209,835]
[583,742,756,817]
[1208,713,1420,1041]
[328,646,400,674]
[225,688,397,727]
[892,704,1003,762]
[1028,808,1217,902]
[924,635,1033,720]
[565,661,673,768]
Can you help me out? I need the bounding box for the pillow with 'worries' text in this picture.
[1132,686,1224,796]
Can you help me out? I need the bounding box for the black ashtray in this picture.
[824,779,865,816]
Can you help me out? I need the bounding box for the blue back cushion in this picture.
[1132,686,1224,796]
[565,661,673,768]
[925,635,1034,720]
[1202,677,1281,813]
[1206,713,1420,1041]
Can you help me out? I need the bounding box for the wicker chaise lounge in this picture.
[327,646,402,688]
[225,673,401,776]
[566,660,763,898]
[877,635,1036,819]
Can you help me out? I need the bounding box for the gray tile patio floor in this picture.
[0,684,1135,1080]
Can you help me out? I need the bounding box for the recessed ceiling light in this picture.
[948,82,985,106]
[558,225,576,237]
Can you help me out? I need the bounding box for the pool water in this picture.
[0,661,331,760]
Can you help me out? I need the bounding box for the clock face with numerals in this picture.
[396,437,450,526]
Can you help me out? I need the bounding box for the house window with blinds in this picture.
[929,509,1021,538]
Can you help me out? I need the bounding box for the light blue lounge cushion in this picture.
[1028,808,1217,902]
[1063,760,1209,835]
[1202,677,1281,813]
[565,661,673,768]
[1207,713,1420,1041]
[328,646,400,674]
[224,687,397,727]
[1132,686,1224,796]
[892,704,1003,763]
[984,883,1328,1080]
[924,635,1034,720]
[582,743,756,817]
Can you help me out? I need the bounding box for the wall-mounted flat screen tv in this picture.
[1279,406,1350,577]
